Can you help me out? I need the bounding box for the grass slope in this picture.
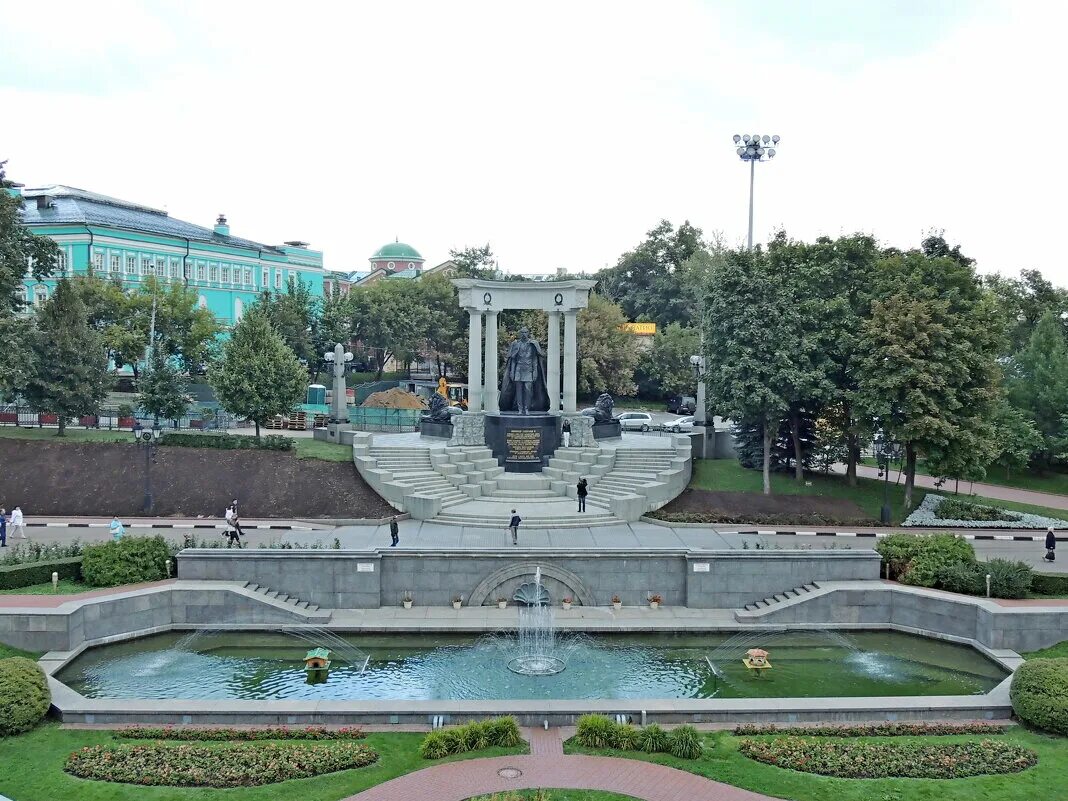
[0,725,525,801]
[1024,640,1068,660]
[566,729,1065,801]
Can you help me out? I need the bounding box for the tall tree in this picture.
[137,348,190,424]
[1008,311,1068,468]
[208,310,307,438]
[448,244,497,278]
[312,283,353,374]
[254,277,318,375]
[576,294,640,397]
[23,279,109,436]
[418,273,467,379]
[637,323,699,398]
[347,280,426,379]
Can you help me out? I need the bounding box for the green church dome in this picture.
[371,240,423,261]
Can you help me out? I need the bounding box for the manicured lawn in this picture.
[566,729,1066,801]
[691,460,1068,524]
[0,724,526,801]
[293,438,353,462]
[0,580,93,595]
[861,456,1068,497]
[1023,640,1068,659]
[0,642,42,659]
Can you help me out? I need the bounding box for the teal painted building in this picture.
[15,185,324,326]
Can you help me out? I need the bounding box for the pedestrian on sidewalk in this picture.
[508,509,521,545]
[389,516,399,547]
[225,502,245,539]
[109,516,125,542]
[577,477,588,512]
[226,511,243,548]
[10,506,26,540]
[561,418,571,448]
[1045,526,1057,562]
[0,507,7,547]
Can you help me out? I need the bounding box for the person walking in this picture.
[389,516,399,547]
[0,507,7,547]
[561,418,571,448]
[577,477,588,512]
[226,510,243,548]
[109,516,125,542]
[508,509,521,545]
[225,502,245,539]
[10,506,26,540]
[1045,526,1057,562]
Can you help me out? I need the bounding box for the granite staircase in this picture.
[242,582,331,622]
[741,582,821,613]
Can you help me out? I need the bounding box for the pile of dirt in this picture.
[655,488,875,526]
[361,388,426,409]
[0,439,395,519]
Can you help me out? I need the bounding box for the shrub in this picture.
[115,725,364,741]
[0,557,83,591]
[733,722,1007,737]
[419,717,522,760]
[876,532,974,587]
[937,498,1017,522]
[488,716,523,747]
[612,724,638,750]
[81,536,172,587]
[158,432,294,451]
[935,561,986,595]
[1032,573,1068,596]
[738,737,1036,779]
[462,720,492,751]
[0,657,51,736]
[0,540,86,567]
[64,741,377,787]
[667,724,703,759]
[575,714,617,748]
[638,723,669,753]
[1010,657,1068,734]
[419,730,451,759]
[987,558,1033,599]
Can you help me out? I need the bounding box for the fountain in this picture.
[507,567,566,676]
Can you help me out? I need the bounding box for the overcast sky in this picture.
[2,1,1065,281]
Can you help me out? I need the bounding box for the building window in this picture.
[110,254,121,274]
[261,268,268,287]
[34,285,48,306]
[221,265,230,283]
[244,267,252,285]
[156,258,166,277]
[408,262,414,269]
[92,252,104,272]
[209,264,218,282]
[141,256,152,276]
[274,270,281,289]
[196,263,205,281]
[170,259,181,279]
[387,261,395,270]
[198,295,208,309]
[234,298,244,322]
[56,251,67,273]
[126,255,137,275]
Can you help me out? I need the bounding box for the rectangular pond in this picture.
[56,629,1008,701]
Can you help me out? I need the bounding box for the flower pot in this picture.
[403,600,413,609]
[649,601,660,609]
[497,601,507,609]
[612,601,622,610]
[562,602,572,610]
[452,601,462,610]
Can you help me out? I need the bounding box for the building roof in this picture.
[371,240,423,261]
[19,185,287,255]
[387,267,421,279]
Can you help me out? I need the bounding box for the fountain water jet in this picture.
[507,567,566,676]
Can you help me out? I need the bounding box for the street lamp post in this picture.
[689,354,706,427]
[875,439,903,525]
[133,422,161,514]
[732,133,780,250]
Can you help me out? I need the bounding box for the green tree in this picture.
[208,310,307,438]
[0,162,60,315]
[576,294,640,397]
[990,400,1043,479]
[137,349,189,424]
[984,269,1068,356]
[138,277,222,374]
[448,244,497,278]
[70,273,145,374]
[1008,311,1068,467]
[312,283,352,376]
[253,277,318,376]
[23,279,109,436]
[348,280,427,379]
[637,323,699,398]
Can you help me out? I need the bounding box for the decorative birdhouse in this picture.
[743,648,772,671]
[303,647,331,672]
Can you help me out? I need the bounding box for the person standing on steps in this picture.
[389,516,399,547]
[1046,526,1057,562]
[576,477,588,512]
[561,418,571,448]
[10,506,26,540]
[508,509,521,545]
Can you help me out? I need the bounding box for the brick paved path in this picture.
[344,729,779,801]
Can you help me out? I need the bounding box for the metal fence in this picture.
[348,406,422,432]
[0,404,244,432]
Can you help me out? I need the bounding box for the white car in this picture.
[618,412,654,432]
[664,415,695,433]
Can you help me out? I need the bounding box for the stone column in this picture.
[467,309,483,413]
[563,310,578,413]
[546,311,561,413]
[484,311,499,413]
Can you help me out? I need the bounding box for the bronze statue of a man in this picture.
[499,326,549,415]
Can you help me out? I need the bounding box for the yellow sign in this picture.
[620,322,657,335]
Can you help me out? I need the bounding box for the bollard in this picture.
[986,573,992,598]
[52,571,59,592]
[166,559,172,577]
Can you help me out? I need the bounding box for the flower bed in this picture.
[902,494,1068,529]
[734,722,1008,737]
[115,725,365,741]
[64,741,378,787]
[738,737,1037,779]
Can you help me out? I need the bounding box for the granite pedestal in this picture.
[591,419,622,439]
[419,420,454,439]
[485,412,559,472]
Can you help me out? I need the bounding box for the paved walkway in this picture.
[344,728,777,801]
[851,464,1068,511]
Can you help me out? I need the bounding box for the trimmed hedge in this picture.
[64,741,378,787]
[734,722,1008,737]
[116,725,365,741]
[738,737,1037,778]
[419,717,523,759]
[877,533,976,587]
[0,557,83,591]
[81,536,172,587]
[1010,657,1068,735]
[1032,573,1068,596]
[574,715,703,759]
[158,432,294,451]
[0,657,51,736]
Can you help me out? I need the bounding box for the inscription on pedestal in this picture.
[506,428,541,463]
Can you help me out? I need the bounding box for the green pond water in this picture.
[57,629,1007,701]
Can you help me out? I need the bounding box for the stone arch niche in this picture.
[467,562,594,607]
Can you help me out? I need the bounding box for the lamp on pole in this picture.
[874,438,903,525]
[732,133,780,250]
[689,354,707,427]
[132,422,161,514]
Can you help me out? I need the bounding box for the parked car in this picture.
[666,395,696,414]
[664,415,695,433]
[618,412,655,432]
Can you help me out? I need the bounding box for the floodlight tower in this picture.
[732,133,780,250]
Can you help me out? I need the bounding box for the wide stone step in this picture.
[433,514,620,529]
[489,489,562,498]
[494,475,552,491]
